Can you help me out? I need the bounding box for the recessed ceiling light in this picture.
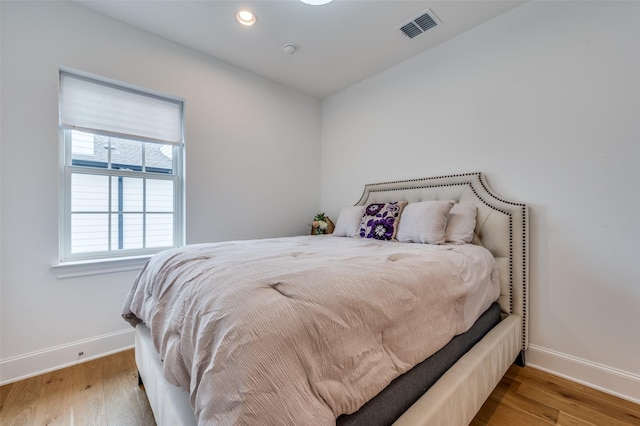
[236,10,257,26]
[299,0,333,5]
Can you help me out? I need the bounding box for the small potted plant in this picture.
[310,212,335,235]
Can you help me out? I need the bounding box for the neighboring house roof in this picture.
[72,133,172,172]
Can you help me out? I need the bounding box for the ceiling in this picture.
[76,0,526,99]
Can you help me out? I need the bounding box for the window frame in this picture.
[55,69,185,274]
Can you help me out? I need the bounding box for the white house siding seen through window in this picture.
[69,132,174,253]
[59,71,184,262]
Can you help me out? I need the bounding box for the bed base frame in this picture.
[135,172,528,425]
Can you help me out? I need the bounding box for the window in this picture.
[58,70,184,263]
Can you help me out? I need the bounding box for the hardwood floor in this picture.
[0,350,155,426]
[474,364,640,425]
[1,349,638,425]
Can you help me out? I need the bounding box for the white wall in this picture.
[0,1,320,382]
[321,1,639,401]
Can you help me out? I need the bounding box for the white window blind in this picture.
[60,71,183,144]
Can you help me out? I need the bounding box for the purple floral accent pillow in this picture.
[358,201,408,240]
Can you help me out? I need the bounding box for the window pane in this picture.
[71,130,109,166]
[145,142,173,173]
[110,214,119,251]
[71,130,95,156]
[123,214,144,249]
[111,137,142,171]
[71,214,108,253]
[146,179,173,212]
[111,177,143,212]
[72,174,109,212]
[146,214,173,248]
[111,213,143,250]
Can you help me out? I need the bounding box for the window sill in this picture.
[51,255,151,279]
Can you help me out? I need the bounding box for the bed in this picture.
[123,172,528,426]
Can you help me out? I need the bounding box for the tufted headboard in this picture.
[355,172,529,353]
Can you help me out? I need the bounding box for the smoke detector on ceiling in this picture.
[399,9,441,39]
[282,43,298,55]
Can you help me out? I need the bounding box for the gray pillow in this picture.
[396,200,455,244]
[333,206,365,237]
[445,203,477,244]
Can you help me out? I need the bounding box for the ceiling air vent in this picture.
[399,9,440,39]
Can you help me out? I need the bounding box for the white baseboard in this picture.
[3,334,638,406]
[527,344,640,404]
[0,328,135,385]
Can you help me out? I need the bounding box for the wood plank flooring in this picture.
[1,349,638,425]
[473,364,640,425]
[0,350,154,426]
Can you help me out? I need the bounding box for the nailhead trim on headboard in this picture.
[355,172,529,352]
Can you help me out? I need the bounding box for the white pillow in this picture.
[333,206,365,237]
[396,201,455,244]
[445,203,477,244]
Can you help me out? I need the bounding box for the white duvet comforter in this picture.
[122,235,499,425]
